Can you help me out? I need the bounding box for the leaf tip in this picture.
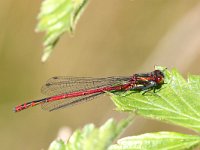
[41,47,53,62]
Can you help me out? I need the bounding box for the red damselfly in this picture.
[14,70,165,112]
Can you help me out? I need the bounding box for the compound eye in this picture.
[156,77,164,84]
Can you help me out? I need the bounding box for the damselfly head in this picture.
[154,70,165,84]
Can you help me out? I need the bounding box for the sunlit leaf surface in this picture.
[109,132,200,150]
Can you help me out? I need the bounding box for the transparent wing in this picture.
[41,76,130,96]
[41,92,103,111]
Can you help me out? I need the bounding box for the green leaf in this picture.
[36,0,88,62]
[111,66,200,132]
[49,117,133,150]
[48,140,65,150]
[108,132,200,150]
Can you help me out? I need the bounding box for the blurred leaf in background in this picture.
[48,118,132,150]
[36,0,88,62]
